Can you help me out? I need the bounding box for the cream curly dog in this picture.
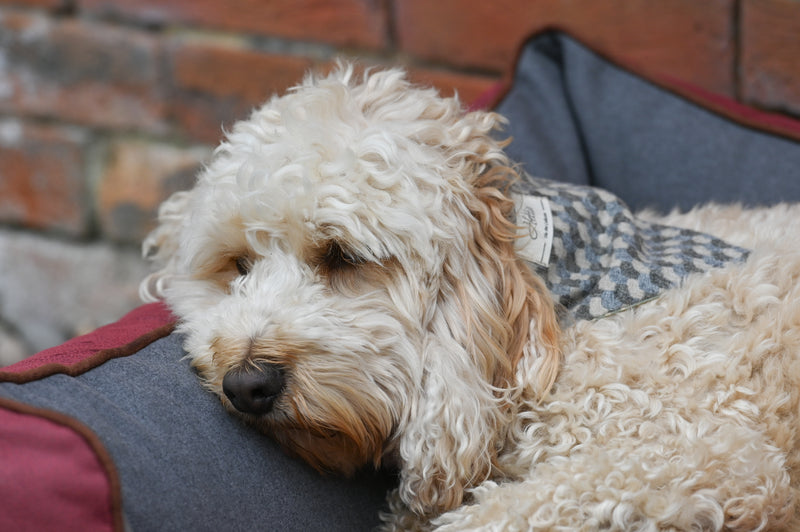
[141,64,800,531]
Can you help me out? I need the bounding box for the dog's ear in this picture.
[396,114,561,516]
[464,171,561,396]
[438,106,561,398]
[139,190,193,301]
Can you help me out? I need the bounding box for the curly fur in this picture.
[141,64,800,531]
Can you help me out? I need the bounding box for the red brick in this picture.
[0,11,167,132]
[407,67,500,107]
[307,59,501,106]
[740,0,800,116]
[171,40,313,103]
[0,0,65,9]
[97,139,211,243]
[0,120,90,235]
[395,0,735,96]
[0,230,152,355]
[80,0,389,49]
[167,38,314,142]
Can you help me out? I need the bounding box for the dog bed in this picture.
[2,31,800,531]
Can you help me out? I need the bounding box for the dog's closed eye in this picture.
[322,241,366,271]
[235,256,252,276]
[316,241,397,293]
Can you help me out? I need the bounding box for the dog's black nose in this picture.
[222,362,285,415]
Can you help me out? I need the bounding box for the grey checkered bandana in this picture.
[513,178,750,321]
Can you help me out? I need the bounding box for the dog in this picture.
[140,64,800,531]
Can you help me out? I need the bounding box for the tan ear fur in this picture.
[443,105,561,398]
[465,166,561,397]
[396,108,561,518]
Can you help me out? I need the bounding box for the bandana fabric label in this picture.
[514,194,553,267]
[513,177,750,321]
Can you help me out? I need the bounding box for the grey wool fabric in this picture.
[497,33,800,212]
[513,177,749,321]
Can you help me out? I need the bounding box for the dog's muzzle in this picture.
[222,362,285,415]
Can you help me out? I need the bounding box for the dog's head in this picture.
[141,64,560,516]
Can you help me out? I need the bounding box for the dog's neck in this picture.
[511,176,749,322]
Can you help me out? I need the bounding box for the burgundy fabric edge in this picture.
[0,320,176,384]
[0,396,126,532]
[482,27,800,144]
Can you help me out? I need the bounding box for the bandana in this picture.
[512,178,750,321]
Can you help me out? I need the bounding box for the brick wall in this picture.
[1,0,799,363]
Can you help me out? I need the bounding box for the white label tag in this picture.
[514,195,553,267]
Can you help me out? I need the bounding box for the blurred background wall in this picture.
[0,0,798,364]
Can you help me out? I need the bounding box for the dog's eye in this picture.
[323,242,365,270]
[235,257,251,276]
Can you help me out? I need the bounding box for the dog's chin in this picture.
[268,424,390,476]
[186,333,400,475]
[217,388,393,476]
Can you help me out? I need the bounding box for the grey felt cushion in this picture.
[0,333,394,531]
[497,33,800,212]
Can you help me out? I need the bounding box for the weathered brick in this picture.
[0,10,167,132]
[0,228,151,355]
[167,37,314,142]
[396,0,735,96]
[0,320,27,367]
[0,119,90,235]
[79,0,389,49]
[171,39,314,104]
[306,56,500,105]
[740,0,800,116]
[97,139,211,243]
[0,0,65,9]
[407,67,500,107]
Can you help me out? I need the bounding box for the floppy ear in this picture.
[464,170,561,396]
[438,106,561,398]
[396,110,561,517]
[139,190,193,302]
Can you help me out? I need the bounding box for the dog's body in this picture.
[141,65,800,531]
[414,203,800,531]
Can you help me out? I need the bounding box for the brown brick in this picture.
[0,229,151,355]
[97,139,211,243]
[0,10,167,132]
[395,0,735,96]
[407,68,500,107]
[0,120,90,235]
[0,0,65,9]
[167,38,314,142]
[171,40,313,104]
[298,59,501,109]
[80,0,389,49]
[740,0,800,116]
